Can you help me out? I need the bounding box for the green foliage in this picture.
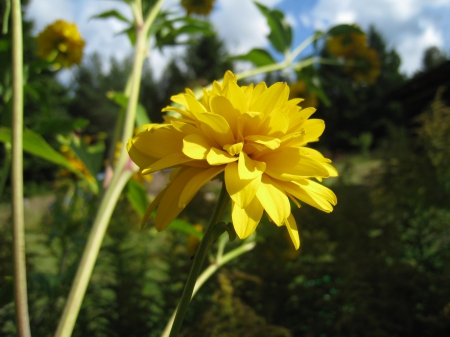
[229,48,276,67]
[317,26,406,151]
[254,2,292,54]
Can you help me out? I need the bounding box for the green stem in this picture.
[11,0,31,336]
[54,2,166,335]
[161,238,256,337]
[54,169,134,337]
[168,182,229,337]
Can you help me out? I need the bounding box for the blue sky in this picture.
[27,0,450,80]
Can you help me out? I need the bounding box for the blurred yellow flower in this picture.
[186,224,203,256]
[128,71,337,249]
[58,145,95,182]
[288,80,318,108]
[345,47,381,84]
[327,33,366,58]
[36,20,85,68]
[181,0,216,16]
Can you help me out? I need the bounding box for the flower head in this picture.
[127,71,337,249]
[345,47,381,84]
[327,33,366,58]
[288,80,318,108]
[36,20,85,68]
[58,145,95,182]
[181,0,216,16]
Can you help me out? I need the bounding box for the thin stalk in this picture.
[54,169,133,337]
[54,2,166,335]
[11,0,31,336]
[161,239,256,337]
[168,183,229,337]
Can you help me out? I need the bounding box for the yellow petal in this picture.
[285,213,300,250]
[129,125,183,160]
[276,179,337,213]
[141,152,192,174]
[252,82,289,115]
[238,152,266,180]
[155,167,203,231]
[248,82,267,109]
[140,187,165,229]
[198,113,235,147]
[231,198,263,239]
[170,93,189,108]
[256,175,290,226]
[225,162,261,208]
[210,96,239,138]
[185,94,207,115]
[206,147,238,165]
[225,81,248,113]
[259,147,330,180]
[224,142,243,156]
[182,134,212,159]
[178,166,225,208]
[244,135,281,150]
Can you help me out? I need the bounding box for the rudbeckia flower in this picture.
[345,47,381,84]
[127,71,337,249]
[36,20,85,68]
[327,33,367,58]
[181,0,216,16]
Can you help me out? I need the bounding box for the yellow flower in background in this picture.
[36,20,85,68]
[58,145,95,182]
[345,47,381,84]
[327,33,366,58]
[288,80,318,108]
[181,0,216,16]
[128,71,338,249]
[186,224,203,256]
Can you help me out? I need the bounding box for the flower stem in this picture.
[161,237,255,337]
[11,0,31,336]
[168,182,229,337]
[54,2,165,335]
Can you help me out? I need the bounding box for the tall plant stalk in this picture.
[11,0,31,336]
[54,1,165,336]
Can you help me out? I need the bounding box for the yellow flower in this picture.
[186,224,203,256]
[181,0,216,16]
[36,20,85,68]
[58,145,95,182]
[288,81,318,108]
[327,33,366,58]
[127,71,338,249]
[345,47,381,84]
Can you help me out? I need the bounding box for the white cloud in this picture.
[211,0,284,55]
[309,0,450,75]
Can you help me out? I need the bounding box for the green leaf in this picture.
[152,14,214,49]
[34,118,89,136]
[90,10,130,24]
[0,127,99,193]
[126,179,149,216]
[229,48,276,67]
[169,219,203,239]
[69,137,105,182]
[254,1,292,53]
[327,24,364,37]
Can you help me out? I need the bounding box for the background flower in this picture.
[288,80,318,108]
[181,0,216,16]
[36,20,85,68]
